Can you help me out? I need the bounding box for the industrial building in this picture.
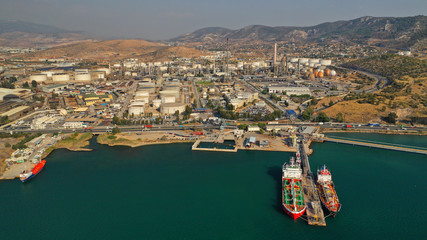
[267,86,311,96]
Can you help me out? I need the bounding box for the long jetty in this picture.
[324,137,427,155]
[299,143,326,226]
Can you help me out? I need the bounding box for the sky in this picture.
[0,0,426,40]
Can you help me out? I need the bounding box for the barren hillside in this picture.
[19,39,205,61]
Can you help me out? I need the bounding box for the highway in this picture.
[2,122,425,135]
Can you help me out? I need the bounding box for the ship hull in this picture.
[21,173,35,183]
[20,160,46,183]
[282,205,306,220]
[317,183,341,215]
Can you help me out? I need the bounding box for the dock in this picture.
[324,137,427,155]
[299,143,327,226]
[191,140,238,152]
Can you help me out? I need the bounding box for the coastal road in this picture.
[2,122,425,135]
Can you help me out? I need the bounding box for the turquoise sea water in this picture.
[0,134,426,240]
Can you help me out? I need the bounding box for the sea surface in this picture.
[0,134,426,240]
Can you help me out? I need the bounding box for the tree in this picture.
[31,80,38,88]
[238,124,248,130]
[257,122,266,129]
[22,82,30,89]
[385,112,398,124]
[301,107,314,121]
[113,116,120,125]
[315,112,330,122]
[112,127,121,135]
[184,105,192,116]
[336,113,344,123]
[328,100,334,107]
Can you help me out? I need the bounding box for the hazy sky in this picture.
[1,0,426,40]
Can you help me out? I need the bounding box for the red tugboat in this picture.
[317,165,341,216]
[282,156,306,220]
[20,160,46,183]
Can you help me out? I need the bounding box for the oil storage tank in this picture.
[30,74,48,83]
[52,73,70,82]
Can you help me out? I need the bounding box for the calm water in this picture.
[0,134,426,240]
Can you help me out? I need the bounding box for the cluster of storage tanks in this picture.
[303,68,337,80]
[29,68,109,83]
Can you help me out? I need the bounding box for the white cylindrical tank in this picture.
[41,71,58,78]
[320,60,332,66]
[134,96,149,103]
[160,90,179,98]
[75,73,91,82]
[52,73,70,82]
[135,91,149,97]
[75,69,89,73]
[90,71,105,80]
[131,101,147,106]
[96,68,111,75]
[309,59,320,64]
[161,95,176,103]
[299,58,308,64]
[30,74,48,82]
[128,106,144,116]
[160,103,186,114]
[152,99,161,108]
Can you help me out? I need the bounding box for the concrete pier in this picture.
[191,140,238,152]
[299,143,326,226]
[325,137,427,155]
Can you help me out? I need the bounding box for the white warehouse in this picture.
[267,86,311,96]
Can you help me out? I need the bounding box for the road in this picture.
[191,79,202,108]
[2,122,425,135]
[336,66,390,94]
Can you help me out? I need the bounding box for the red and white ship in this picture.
[282,156,306,220]
[317,165,341,216]
[20,160,46,183]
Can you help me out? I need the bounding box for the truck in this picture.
[346,125,352,128]
[144,125,153,128]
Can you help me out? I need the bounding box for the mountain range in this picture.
[0,20,96,48]
[171,16,427,50]
[1,16,426,50]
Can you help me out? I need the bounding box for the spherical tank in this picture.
[30,74,48,82]
[309,73,315,80]
[309,68,313,73]
[318,72,324,78]
[52,73,70,82]
[314,70,319,77]
[325,69,331,76]
[330,70,337,76]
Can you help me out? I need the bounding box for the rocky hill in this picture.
[0,20,95,47]
[319,54,427,123]
[171,16,427,50]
